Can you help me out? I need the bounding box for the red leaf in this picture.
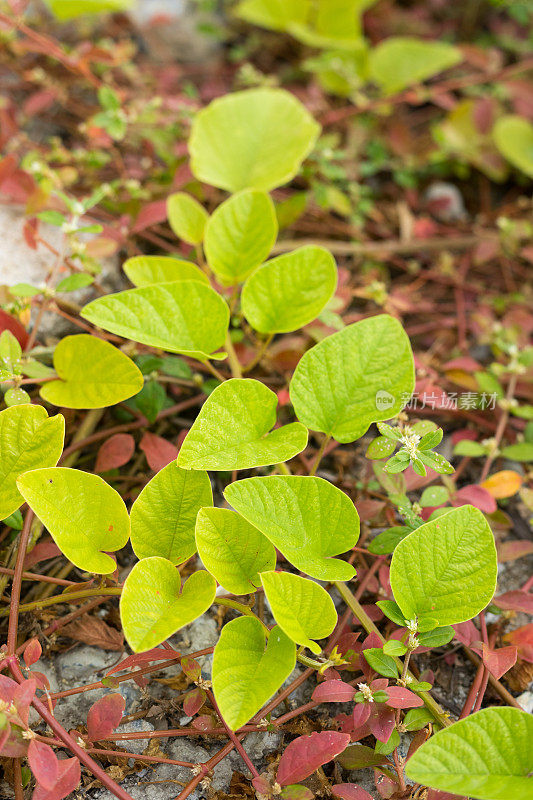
[495,591,533,614]
[181,656,201,680]
[368,706,395,743]
[384,686,424,709]
[451,485,496,514]
[86,693,125,741]
[140,432,178,473]
[183,687,206,717]
[312,680,355,703]
[333,784,374,800]
[23,540,62,570]
[0,309,29,349]
[29,671,50,691]
[0,154,17,187]
[32,757,80,800]
[191,714,216,730]
[95,434,135,473]
[453,620,481,653]
[482,645,517,679]
[14,679,36,726]
[504,624,533,663]
[277,731,351,785]
[28,740,58,790]
[497,540,533,563]
[23,638,42,668]
[106,647,180,675]
[132,200,168,232]
[352,703,371,729]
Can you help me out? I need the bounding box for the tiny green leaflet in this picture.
[130,463,212,564]
[260,571,337,654]
[212,616,296,730]
[241,245,337,334]
[167,192,209,245]
[204,190,278,284]
[0,405,65,519]
[493,115,533,179]
[390,505,497,627]
[196,508,276,595]
[368,37,462,95]
[123,256,208,287]
[177,379,308,471]
[120,557,216,652]
[189,87,320,193]
[40,334,144,409]
[290,314,415,443]
[224,475,359,581]
[81,281,229,361]
[406,707,533,800]
[17,467,130,574]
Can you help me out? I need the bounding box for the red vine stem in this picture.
[7,511,34,655]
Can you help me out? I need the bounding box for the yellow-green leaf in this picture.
[123,256,208,287]
[167,192,209,245]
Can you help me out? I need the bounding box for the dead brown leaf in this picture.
[61,613,124,651]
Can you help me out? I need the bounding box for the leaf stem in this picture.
[215,597,270,634]
[309,434,331,476]
[224,333,243,379]
[1,586,122,617]
[203,360,226,383]
[242,333,274,374]
[6,511,35,654]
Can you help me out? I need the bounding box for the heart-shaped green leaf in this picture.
[224,476,359,581]
[40,334,143,410]
[0,405,65,519]
[369,37,462,95]
[17,468,130,573]
[493,115,533,179]
[189,87,320,193]
[82,282,229,361]
[120,557,216,652]
[406,707,533,800]
[241,245,337,333]
[167,192,209,245]
[204,190,278,284]
[290,315,415,443]
[390,505,497,627]
[177,379,308,471]
[260,571,337,654]
[196,508,276,595]
[130,463,212,564]
[213,616,295,730]
[123,256,208,287]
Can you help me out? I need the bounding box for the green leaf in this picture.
[417,626,454,647]
[403,707,434,731]
[177,379,308,471]
[17,467,130,573]
[0,405,65,519]
[235,0,310,33]
[241,246,337,334]
[0,330,22,373]
[375,728,400,756]
[501,442,533,462]
[420,486,450,507]
[204,190,278,284]
[130,463,212,564]
[363,648,399,678]
[405,707,533,800]
[133,379,166,423]
[376,599,407,626]
[290,315,415,443]
[9,283,41,297]
[55,273,94,293]
[2,510,23,530]
[167,193,209,246]
[81,282,230,361]
[493,115,533,179]
[337,744,389,770]
[260,571,337,654]
[123,256,208,288]
[390,505,497,627]
[213,617,295,730]
[224,475,359,581]
[4,388,30,406]
[369,37,462,95]
[40,334,144,409]
[120,557,216,652]
[383,639,407,656]
[453,440,486,457]
[368,527,410,555]
[418,451,454,475]
[45,0,132,21]
[366,436,396,460]
[195,508,276,595]
[189,88,320,193]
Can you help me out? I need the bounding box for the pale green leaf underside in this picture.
[204,190,278,284]
[493,115,533,179]
[178,379,308,471]
[406,707,533,800]
[130,463,212,564]
[242,245,337,333]
[224,475,359,581]
[390,505,498,627]
[123,256,208,287]
[0,405,65,519]
[17,467,130,574]
[120,557,216,652]
[290,314,415,443]
[40,334,144,409]
[195,507,276,595]
[369,37,462,95]
[260,571,337,654]
[167,192,209,245]
[189,87,320,193]
[213,617,295,730]
[81,281,229,361]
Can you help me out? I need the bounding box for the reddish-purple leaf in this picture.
[482,644,517,679]
[504,625,533,662]
[181,656,201,681]
[23,540,62,570]
[32,757,80,800]
[132,200,168,232]
[183,687,206,717]
[252,775,271,796]
[23,638,42,668]
[191,714,216,730]
[277,732,351,786]
[352,703,371,729]
[312,680,355,703]
[497,540,533,563]
[494,591,533,614]
[384,686,424,709]
[86,693,125,742]
[28,740,58,790]
[368,706,395,743]
[0,674,19,703]
[140,432,179,472]
[0,308,29,349]
[106,647,180,675]
[452,485,496,514]
[375,770,400,799]
[333,784,374,800]
[95,434,135,473]
[453,621,481,653]
[13,678,36,726]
